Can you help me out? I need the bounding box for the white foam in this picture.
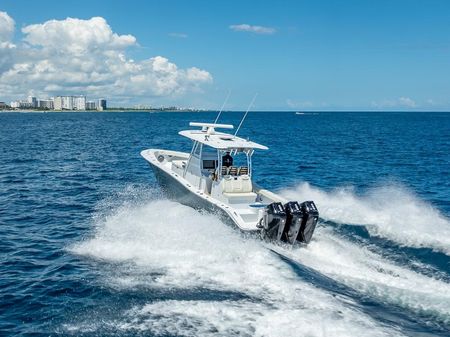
[281,182,450,255]
[71,197,400,336]
[278,226,450,325]
[120,299,394,337]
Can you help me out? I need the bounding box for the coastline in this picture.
[0,108,208,113]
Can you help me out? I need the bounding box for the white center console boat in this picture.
[141,122,319,244]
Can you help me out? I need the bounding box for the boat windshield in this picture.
[218,148,253,178]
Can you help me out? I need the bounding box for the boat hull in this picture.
[149,162,253,232]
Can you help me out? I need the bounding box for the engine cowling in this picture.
[297,201,319,243]
[260,201,319,244]
[282,201,303,244]
[262,202,287,241]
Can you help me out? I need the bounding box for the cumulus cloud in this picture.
[0,11,16,73]
[22,17,136,53]
[229,24,276,35]
[0,14,212,102]
[371,97,417,109]
[0,11,15,43]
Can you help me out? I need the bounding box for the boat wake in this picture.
[281,182,450,256]
[68,185,450,336]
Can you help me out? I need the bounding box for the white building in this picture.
[38,99,54,109]
[10,100,33,109]
[53,96,62,110]
[73,96,86,110]
[97,99,107,111]
[61,96,73,110]
[8,95,97,110]
[28,96,37,108]
[53,95,86,110]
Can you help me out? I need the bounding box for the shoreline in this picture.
[0,109,208,113]
[1,109,449,114]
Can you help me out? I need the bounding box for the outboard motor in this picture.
[282,201,303,244]
[297,201,319,243]
[262,202,287,241]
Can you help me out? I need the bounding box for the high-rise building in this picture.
[86,101,96,110]
[54,96,62,110]
[52,95,104,111]
[38,99,54,109]
[73,96,86,110]
[61,96,73,110]
[28,96,37,108]
[97,99,107,111]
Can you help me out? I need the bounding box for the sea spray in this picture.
[276,226,450,326]
[70,198,400,337]
[281,182,450,255]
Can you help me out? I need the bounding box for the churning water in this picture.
[1,111,449,336]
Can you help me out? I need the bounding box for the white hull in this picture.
[140,121,318,244]
[141,149,287,232]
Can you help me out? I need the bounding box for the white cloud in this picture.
[0,11,15,43]
[426,98,438,106]
[371,97,417,109]
[0,14,212,103]
[286,99,314,109]
[229,24,276,35]
[0,11,16,74]
[168,32,188,38]
[398,96,417,108]
[22,17,136,53]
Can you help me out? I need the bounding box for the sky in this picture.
[1,0,450,111]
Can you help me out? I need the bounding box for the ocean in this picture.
[0,111,449,336]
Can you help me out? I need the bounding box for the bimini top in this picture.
[178,122,268,150]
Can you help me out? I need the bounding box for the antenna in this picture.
[213,90,231,124]
[234,93,258,136]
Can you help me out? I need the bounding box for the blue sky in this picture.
[1,0,450,110]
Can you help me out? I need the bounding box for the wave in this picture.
[70,195,401,336]
[277,227,450,326]
[281,182,450,255]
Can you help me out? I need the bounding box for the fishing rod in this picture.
[213,90,231,124]
[234,93,258,136]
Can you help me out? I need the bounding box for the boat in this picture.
[141,122,319,244]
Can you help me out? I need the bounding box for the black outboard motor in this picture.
[263,202,287,241]
[297,201,319,243]
[283,201,303,244]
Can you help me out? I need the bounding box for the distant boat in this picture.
[295,112,305,115]
[141,122,319,244]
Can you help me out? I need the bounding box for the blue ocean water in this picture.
[0,111,449,336]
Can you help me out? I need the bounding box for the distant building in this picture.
[28,96,37,108]
[53,96,62,110]
[0,102,9,109]
[10,100,32,109]
[38,99,54,110]
[52,95,86,110]
[10,94,105,111]
[73,96,86,110]
[97,99,107,111]
[61,96,74,110]
[86,101,96,110]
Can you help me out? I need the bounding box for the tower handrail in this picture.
[189,122,234,130]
